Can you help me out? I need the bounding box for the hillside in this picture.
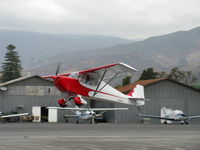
[29,26,200,79]
[0,30,132,65]
[1,27,200,81]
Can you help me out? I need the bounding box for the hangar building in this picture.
[1,76,200,124]
[94,78,200,124]
[0,75,67,122]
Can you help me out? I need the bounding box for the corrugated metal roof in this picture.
[117,78,200,93]
[0,74,52,87]
[117,78,167,93]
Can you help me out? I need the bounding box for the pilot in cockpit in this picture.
[79,74,97,86]
[85,74,91,85]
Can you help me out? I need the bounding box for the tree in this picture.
[168,67,197,85]
[1,44,22,82]
[122,76,131,86]
[139,67,197,86]
[139,67,157,80]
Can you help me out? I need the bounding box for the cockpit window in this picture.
[69,72,79,79]
[180,113,186,117]
[79,74,98,86]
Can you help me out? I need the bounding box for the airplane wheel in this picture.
[185,121,189,125]
[164,121,167,124]
[76,120,79,124]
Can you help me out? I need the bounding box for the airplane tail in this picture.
[162,107,167,116]
[74,105,81,115]
[161,107,172,116]
[128,84,145,99]
[128,84,145,106]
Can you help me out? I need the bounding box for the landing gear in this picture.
[180,120,189,124]
[76,120,79,124]
[90,119,98,124]
[164,121,167,124]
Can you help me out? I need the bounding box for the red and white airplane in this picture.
[43,62,145,107]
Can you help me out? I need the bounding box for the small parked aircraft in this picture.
[48,106,128,124]
[0,112,29,122]
[43,62,145,108]
[138,107,200,124]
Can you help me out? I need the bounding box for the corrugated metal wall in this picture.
[1,78,200,123]
[97,80,200,123]
[0,77,62,116]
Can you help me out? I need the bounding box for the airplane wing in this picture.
[47,107,128,111]
[87,108,128,111]
[188,115,200,119]
[0,113,29,119]
[138,114,175,121]
[59,62,137,77]
[47,107,83,110]
[78,62,137,78]
[64,115,79,118]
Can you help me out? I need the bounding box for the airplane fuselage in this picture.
[54,76,143,106]
[166,110,187,121]
[43,62,145,106]
[75,110,94,120]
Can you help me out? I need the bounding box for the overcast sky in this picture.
[0,0,200,39]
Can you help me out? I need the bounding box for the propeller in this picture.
[55,63,61,76]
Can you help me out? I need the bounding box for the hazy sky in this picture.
[0,0,200,39]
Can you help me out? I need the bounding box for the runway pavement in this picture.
[0,123,200,150]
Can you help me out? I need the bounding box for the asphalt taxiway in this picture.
[0,123,200,150]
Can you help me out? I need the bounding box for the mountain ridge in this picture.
[30,26,200,78]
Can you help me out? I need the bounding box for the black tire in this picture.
[185,121,189,124]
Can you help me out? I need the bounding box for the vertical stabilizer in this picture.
[128,84,144,99]
[160,107,173,124]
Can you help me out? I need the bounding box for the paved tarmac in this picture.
[0,123,200,150]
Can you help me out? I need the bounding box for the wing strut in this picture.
[93,72,119,97]
[93,69,107,96]
[98,73,119,93]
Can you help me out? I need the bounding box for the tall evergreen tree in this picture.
[2,44,22,82]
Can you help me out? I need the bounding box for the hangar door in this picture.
[32,106,48,122]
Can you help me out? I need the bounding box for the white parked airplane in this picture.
[48,107,128,124]
[138,107,200,124]
[0,112,29,122]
